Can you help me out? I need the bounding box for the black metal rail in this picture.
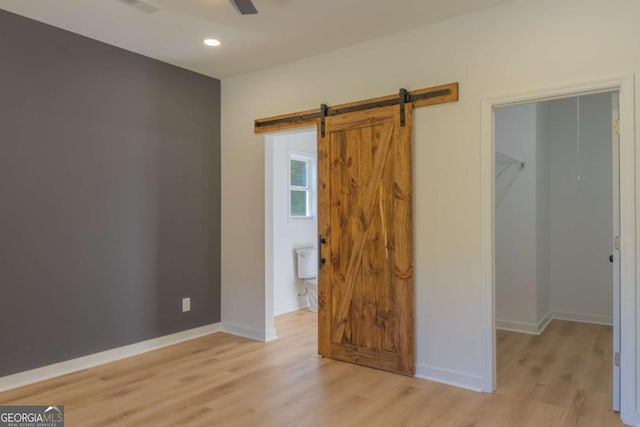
[255,87,451,136]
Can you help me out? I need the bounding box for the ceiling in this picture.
[0,0,512,78]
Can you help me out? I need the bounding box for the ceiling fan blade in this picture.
[229,0,258,15]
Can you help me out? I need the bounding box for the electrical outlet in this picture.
[182,297,191,312]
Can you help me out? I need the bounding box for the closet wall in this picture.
[495,103,550,332]
[548,94,613,325]
[536,103,552,325]
[495,93,613,333]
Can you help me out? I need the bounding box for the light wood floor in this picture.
[0,311,625,426]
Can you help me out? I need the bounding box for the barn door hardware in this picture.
[399,88,408,127]
[318,234,327,267]
[320,104,328,137]
[255,84,458,135]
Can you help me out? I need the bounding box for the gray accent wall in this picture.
[0,10,221,376]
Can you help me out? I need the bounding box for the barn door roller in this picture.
[320,103,328,138]
[399,88,408,127]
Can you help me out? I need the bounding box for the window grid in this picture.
[289,156,313,219]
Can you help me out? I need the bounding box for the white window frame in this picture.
[288,151,316,221]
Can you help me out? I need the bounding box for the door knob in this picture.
[610,255,614,263]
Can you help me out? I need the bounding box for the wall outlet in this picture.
[182,297,191,312]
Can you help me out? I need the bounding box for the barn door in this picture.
[317,104,414,375]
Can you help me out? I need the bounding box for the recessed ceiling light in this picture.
[203,38,221,47]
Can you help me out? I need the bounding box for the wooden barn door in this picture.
[317,104,414,375]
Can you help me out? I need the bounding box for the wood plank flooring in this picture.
[0,311,625,426]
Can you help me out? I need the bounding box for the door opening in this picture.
[265,127,318,340]
[486,85,627,424]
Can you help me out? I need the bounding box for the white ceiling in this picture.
[0,0,512,78]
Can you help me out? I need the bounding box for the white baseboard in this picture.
[265,327,278,342]
[274,298,309,317]
[537,312,553,334]
[415,364,484,392]
[0,322,221,393]
[221,322,270,342]
[552,311,613,326]
[496,319,540,335]
[497,310,610,335]
[496,311,551,335]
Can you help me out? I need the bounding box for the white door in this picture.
[611,91,621,412]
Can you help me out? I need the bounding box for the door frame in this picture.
[264,126,318,341]
[480,75,636,423]
[612,91,621,412]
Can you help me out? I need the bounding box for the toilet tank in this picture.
[296,248,318,279]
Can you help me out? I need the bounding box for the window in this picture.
[289,153,315,219]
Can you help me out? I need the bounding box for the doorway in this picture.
[481,75,635,424]
[494,92,620,410]
[265,127,318,339]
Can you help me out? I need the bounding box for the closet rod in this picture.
[495,151,525,178]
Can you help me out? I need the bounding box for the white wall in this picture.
[495,102,551,332]
[495,94,612,333]
[495,104,540,328]
[549,93,613,324]
[221,0,640,409]
[536,103,552,323]
[271,130,317,316]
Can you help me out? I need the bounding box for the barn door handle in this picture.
[318,235,327,267]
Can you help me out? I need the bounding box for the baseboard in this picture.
[496,319,540,335]
[537,312,553,334]
[264,327,278,342]
[274,299,309,317]
[552,311,613,326]
[0,322,221,393]
[221,322,270,341]
[497,311,611,335]
[415,364,484,392]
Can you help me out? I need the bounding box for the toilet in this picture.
[295,248,318,312]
